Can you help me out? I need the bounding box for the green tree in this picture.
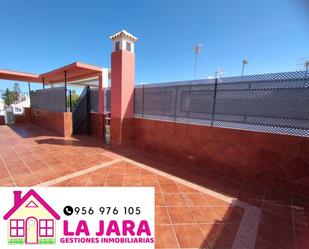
[2,84,21,106]
[2,88,15,106]
[67,90,80,110]
[13,82,21,94]
[12,83,21,102]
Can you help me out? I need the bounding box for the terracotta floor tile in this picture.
[156,207,170,224]
[191,207,220,223]
[264,187,291,205]
[141,174,158,185]
[32,168,59,182]
[51,164,74,176]
[177,183,200,193]
[257,223,295,249]
[155,225,178,248]
[14,174,40,186]
[183,193,209,206]
[199,223,235,248]
[123,175,141,183]
[203,194,230,207]
[163,194,187,206]
[215,206,244,224]
[168,207,196,224]
[216,177,243,197]
[157,175,176,185]
[173,224,204,248]
[160,183,180,193]
[155,193,165,206]
[260,209,294,233]
[0,177,15,185]
[255,238,282,249]
[2,123,309,249]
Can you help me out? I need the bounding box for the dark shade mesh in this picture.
[30,87,66,112]
[134,71,309,137]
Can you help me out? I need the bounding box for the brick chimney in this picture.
[13,191,22,206]
[110,30,137,146]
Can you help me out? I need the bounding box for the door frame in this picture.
[25,217,38,244]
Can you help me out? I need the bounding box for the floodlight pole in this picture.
[242,59,248,76]
[305,61,309,76]
[64,71,67,112]
[194,52,198,80]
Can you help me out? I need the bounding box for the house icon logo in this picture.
[3,190,60,245]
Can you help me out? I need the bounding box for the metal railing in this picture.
[134,71,309,137]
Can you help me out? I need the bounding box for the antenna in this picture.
[296,57,309,71]
[193,44,203,80]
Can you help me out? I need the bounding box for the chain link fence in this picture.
[134,71,309,137]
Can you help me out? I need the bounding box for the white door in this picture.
[26,218,38,244]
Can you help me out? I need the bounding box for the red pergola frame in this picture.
[0,62,105,113]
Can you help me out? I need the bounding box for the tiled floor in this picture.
[49,160,247,249]
[0,123,308,249]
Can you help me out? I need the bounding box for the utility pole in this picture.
[242,58,248,76]
[193,44,203,80]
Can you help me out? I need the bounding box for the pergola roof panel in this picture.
[0,69,40,82]
[40,62,103,84]
[0,62,103,84]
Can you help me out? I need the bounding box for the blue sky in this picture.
[0,0,308,93]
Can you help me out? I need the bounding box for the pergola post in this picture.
[97,69,109,138]
[64,70,67,112]
[98,74,103,114]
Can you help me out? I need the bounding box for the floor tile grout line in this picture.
[83,173,92,187]
[0,155,17,186]
[260,184,267,210]
[35,158,123,187]
[103,167,110,187]
[18,143,72,183]
[123,158,261,249]
[15,153,42,184]
[180,184,209,248]
[155,174,181,249]
[290,192,297,249]
[236,180,246,199]
[32,153,65,181]
[1,130,265,249]
[123,157,252,208]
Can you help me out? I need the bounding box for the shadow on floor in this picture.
[8,123,62,138]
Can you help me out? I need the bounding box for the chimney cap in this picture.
[109,30,138,42]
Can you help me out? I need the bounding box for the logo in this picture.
[1,187,154,249]
[3,190,60,245]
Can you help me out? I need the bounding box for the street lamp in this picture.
[305,60,309,75]
[193,44,203,80]
[242,58,248,76]
[215,68,224,79]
